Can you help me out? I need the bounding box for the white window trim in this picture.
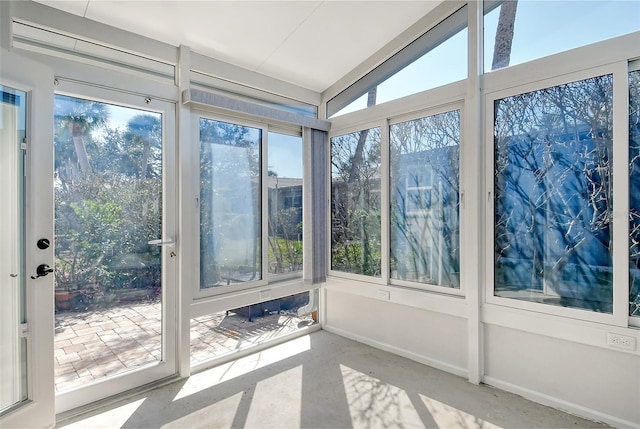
[327,119,387,285]
[388,103,465,296]
[484,62,629,327]
[193,111,308,302]
[194,111,269,300]
[328,101,467,298]
[52,79,179,413]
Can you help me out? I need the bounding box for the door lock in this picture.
[31,264,53,279]
[37,238,51,249]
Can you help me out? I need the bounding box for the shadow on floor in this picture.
[56,331,609,429]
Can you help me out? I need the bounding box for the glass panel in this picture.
[190,290,318,366]
[54,95,163,392]
[390,111,460,288]
[1,86,28,412]
[200,119,261,289]
[333,27,467,117]
[378,28,467,105]
[494,75,614,313]
[484,0,640,72]
[268,132,303,276]
[330,6,467,118]
[331,128,382,276]
[630,70,640,318]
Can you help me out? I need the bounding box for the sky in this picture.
[335,0,640,117]
[268,132,303,178]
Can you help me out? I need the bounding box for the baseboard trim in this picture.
[482,376,639,429]
[322,324,468,379]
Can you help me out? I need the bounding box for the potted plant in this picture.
[54,245,102,311]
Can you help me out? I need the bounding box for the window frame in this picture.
[388,103,465,296]
[484,62,630,326]
[328,101,466,297]
[194,111,308,300]
[328,119,387,285]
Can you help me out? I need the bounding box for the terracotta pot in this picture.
[55,291,75,311]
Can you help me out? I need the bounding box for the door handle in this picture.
[148,238,175,246]
[31,264,53,279]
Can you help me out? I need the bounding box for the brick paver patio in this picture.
[54,299,315,392]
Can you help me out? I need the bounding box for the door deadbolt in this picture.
[37,238,51,249]
[31,264,53,279]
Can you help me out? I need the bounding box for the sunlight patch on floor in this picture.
[161,392,243,429]
[340,364,424,428]
[420,394,502,429]
[173,334,310,401]
[245,365,303,428]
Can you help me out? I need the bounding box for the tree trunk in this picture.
[72,123,92,175]
[348,87,377,183]
[491,1,518,71]
[141,138,150,179]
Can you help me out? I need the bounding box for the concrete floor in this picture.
[56,331,609,429]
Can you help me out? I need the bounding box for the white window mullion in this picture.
[630,60,640,326]
[484,90,496,309]
[380,119,391,284]
[612,61,630,326]
[261,126,269,283]
[192,113,203,302]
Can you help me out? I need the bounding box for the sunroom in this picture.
[1,1,639,428]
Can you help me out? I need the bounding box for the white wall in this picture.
[484,324,640,427]
[323,280,468,378]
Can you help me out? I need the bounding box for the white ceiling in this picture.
[33,1,442,93]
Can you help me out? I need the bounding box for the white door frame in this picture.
[52,79,178,414]
[0,49,56,429]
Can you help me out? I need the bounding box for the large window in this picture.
[630,69,640,318]
[331,128,382,277]
[390,110,460,288]
[493,75,614,313]
[200,119,262,289]
[484,0,640,72]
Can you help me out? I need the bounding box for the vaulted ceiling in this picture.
[33,1,442,93]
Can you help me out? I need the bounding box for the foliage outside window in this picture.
[390,110,460,288]
[267,132,303,276]
[200,119,261,289]
[331,128,382,276]
[629,70,640,317]
[494,75,614,313]
[54,95,162,309]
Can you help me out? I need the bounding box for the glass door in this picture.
[0,84,28,416]
[1,51,55,429]
[53,83,176,412]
